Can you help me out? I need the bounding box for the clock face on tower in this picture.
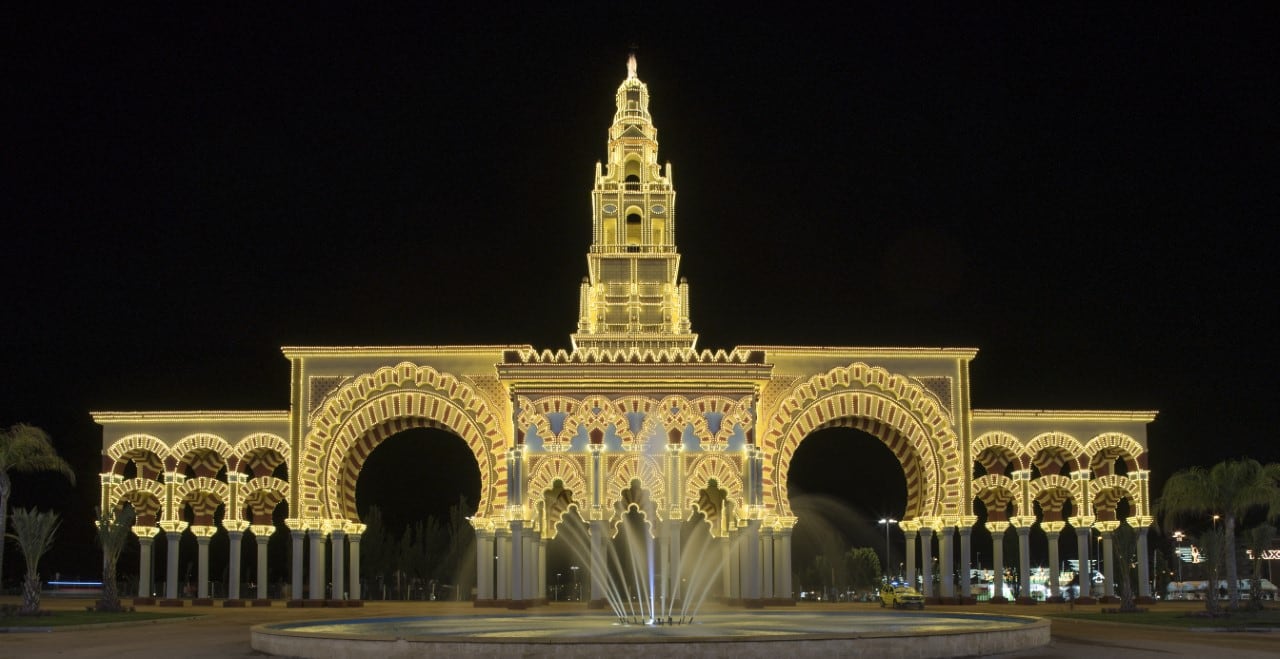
[603,204,618,214]
[651,205,665,214]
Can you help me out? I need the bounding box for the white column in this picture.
[1017,525,1032,599]
[510,522,524,602]
[475,529,494,601]
[1046,531,1061,599]
[1136,527,1151,598]
[330,528,345,599]
[348,532,362,600]
[1076,526,1092,598]
[919,527,934,598]
[771,529,785,600]
[522,530,536,602]
[718,535,731,599]
[308,528,326,600]
[778,527,793,601]
[760,526,774,599]
[939,526,954,598]
[537,537,547,603]
[904,529,918,587]
[589,521,606,603]
[743,519,761,601]
[496,528,510,601]
[1102,530,1115,597]
[290,529,305,600]
[669,520,682,607]
[728,528,741,600]
[165,530,181,599]
[991,530,1005,600]
[137,534,155,598]
[227,530,244,600]
[255,533,271,600]
[196,534,211,598]
[958,526,973,598]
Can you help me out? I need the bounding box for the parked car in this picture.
[879,583,925,610]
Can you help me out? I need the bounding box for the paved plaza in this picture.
[1,598,1276,658]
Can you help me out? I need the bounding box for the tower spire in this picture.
[571,55,696,353]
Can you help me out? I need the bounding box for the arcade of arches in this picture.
[94,56,1157,607]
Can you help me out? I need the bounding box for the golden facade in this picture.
[94,55,1157,606]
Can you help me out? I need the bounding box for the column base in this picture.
[988,596,1010,604]
[1075,596,1098,605]
[506,599,531,610]
[191,598,215,607]
[587,599,608,609]
[762,598,796,606]
[157,599,185,607]
[1136,596,1158,605]
[1099,595,1120,604]
[132,597,156,606]
[741,598,765,609]
[473,598,501,608]
[222,599,247,607]
[302,599,326,608]
[251,599,273,607]
[286,599,307,608]
[1015,596,1038,605]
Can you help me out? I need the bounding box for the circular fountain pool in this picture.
[252,609,1048,658]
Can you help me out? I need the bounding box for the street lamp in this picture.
[878,518,898,580]
[1171,531,1185,583]
[570,565,580,601]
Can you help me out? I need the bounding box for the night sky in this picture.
[6,5,1277,582]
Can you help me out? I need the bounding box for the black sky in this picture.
[5,5,1278,579]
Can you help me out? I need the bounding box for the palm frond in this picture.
[0,423,76,484]
[8,507,61,573]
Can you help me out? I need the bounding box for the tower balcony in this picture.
[596,181,671,192]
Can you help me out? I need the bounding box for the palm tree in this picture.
[7,507,61,614]
[0,424,76,587]
[1157,458,1280,610]
[95,505,137,612]
[1244,523,1275,611]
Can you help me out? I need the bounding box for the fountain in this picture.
[252,495,1048,657]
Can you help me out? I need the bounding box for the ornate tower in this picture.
[572,54,696,352]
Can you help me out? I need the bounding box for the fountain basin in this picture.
[251,610,1049,658]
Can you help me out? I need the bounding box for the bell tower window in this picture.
[626,211,643,246]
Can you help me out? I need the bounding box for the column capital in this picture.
[163,471,186,485]
[958,515,979,527]
[190,524,218,539]
[250,524,275,538]
[1125,515,1154,529]
[224,520,250,533]
[985,521,1010,534]
[898,519,922,533]
[1068,515,1095,528]
[344,522,367,536]
[913,516,943,531]
[132,525,161,539]
[1094,520,1121,533]
[1041,521,1066,534]
[1008,515,1037,529]
[307,526,327,538]
[157,520,188,534]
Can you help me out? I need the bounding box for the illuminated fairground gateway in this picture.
[93,55,1157,608]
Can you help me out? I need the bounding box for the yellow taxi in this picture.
[879,582,925,610]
